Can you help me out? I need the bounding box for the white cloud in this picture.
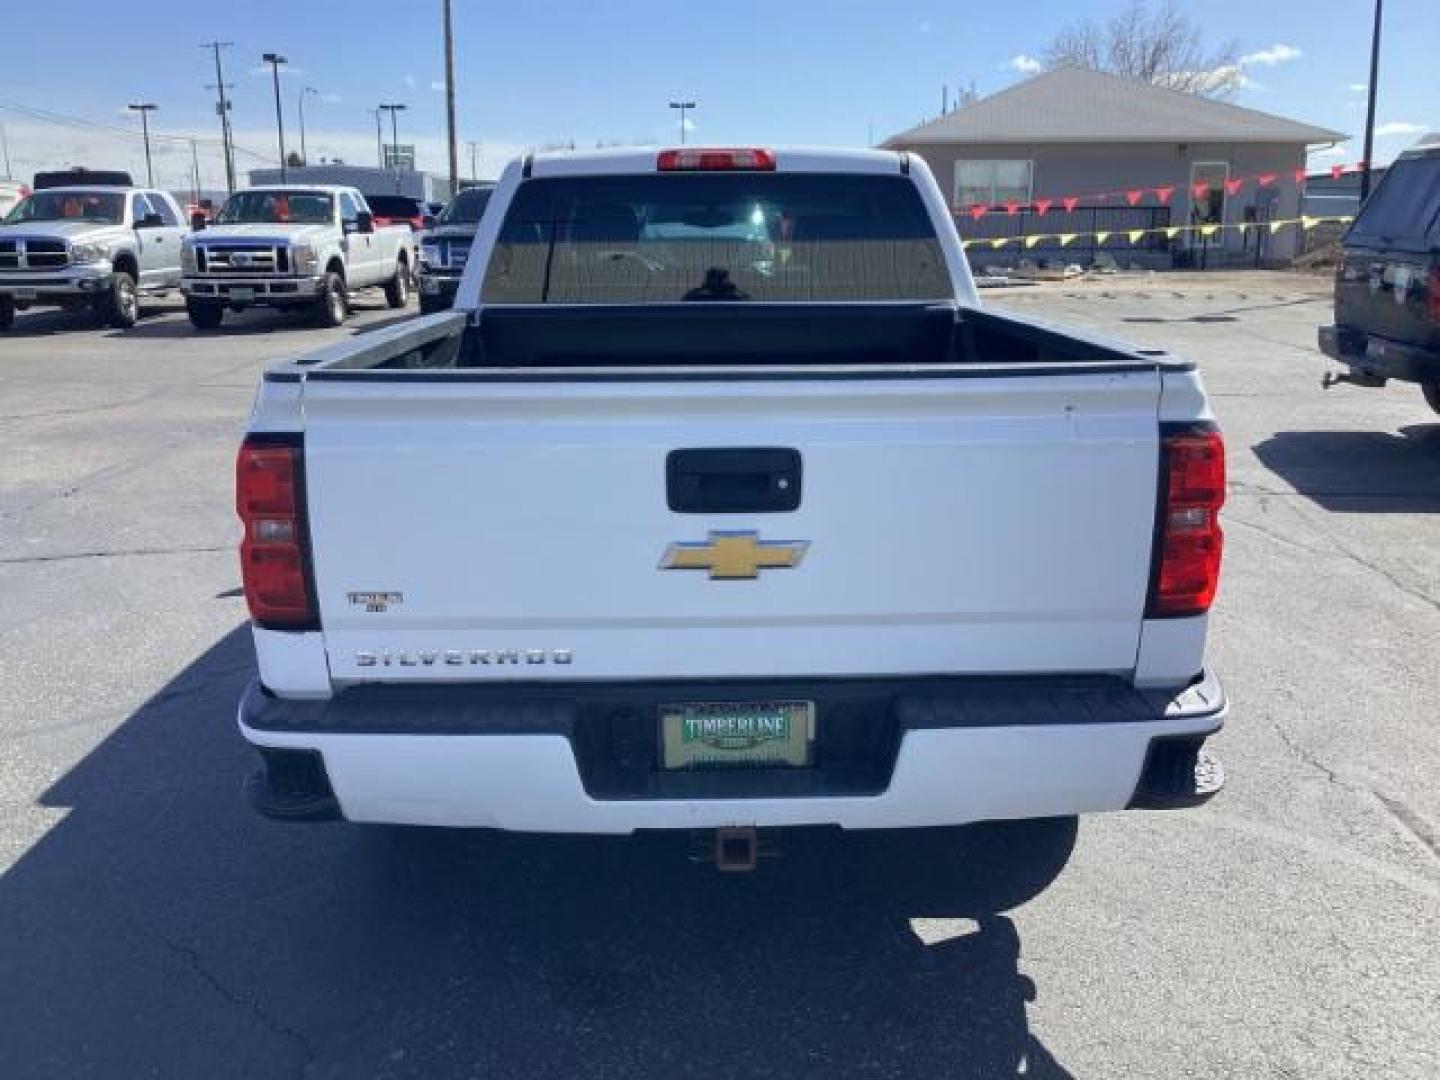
[1170,65,1256,94]
[1347,83,1367,93]
[1374,121,1426,137]
[1240,44,1302,67]
[248,63,306,78]
[0,115,528,192]
[1005,54,1042,75]
[1309,144,1348,157]
[430,81,446,92]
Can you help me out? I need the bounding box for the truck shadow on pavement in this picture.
[2,626,1075,1080]
[1254,425,1440,513]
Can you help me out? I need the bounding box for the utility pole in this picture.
[467,140,480,183]
[373,109,384,168]
[128,103,158,187]
[442,0,459,197]
[189,139,202,207]
[668,101,695,145]
[1359,0,1384,203]
[202,41,236,192]
[262,52,288,182]
[299,86,318,167]
[0,122,12,180]
[379,103,406,172]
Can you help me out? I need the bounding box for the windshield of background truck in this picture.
[1347,155,1440,246]
[481,172,949,303]
[216,191,334,226]
[437,187,493,225]
[2,190,124,225]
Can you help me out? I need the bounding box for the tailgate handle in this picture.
[667,448,802,513]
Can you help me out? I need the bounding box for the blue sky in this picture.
[0,0,1434,191]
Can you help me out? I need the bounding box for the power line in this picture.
[0,99,276,163]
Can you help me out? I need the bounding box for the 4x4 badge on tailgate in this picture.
[659,531,809,580]
[348,591,403,613]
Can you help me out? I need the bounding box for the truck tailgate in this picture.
[299,369,1162,683]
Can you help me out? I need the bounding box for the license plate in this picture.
[228,287,256,302]
[14,288,37,301]
[660,700,814,770]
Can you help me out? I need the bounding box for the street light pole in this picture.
[668,101,695,145]
[128,103,158,187]
[373,109,384,168]
[262,52,288,182]
[299,86,318,167]
[467,140,480,183]
[1359,0,1384,203]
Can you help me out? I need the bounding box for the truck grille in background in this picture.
[197,244,288,275]
[0,239,70,272]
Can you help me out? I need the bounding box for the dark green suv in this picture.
[1319,139,1440,414]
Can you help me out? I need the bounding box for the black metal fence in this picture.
[956,205,1173,267]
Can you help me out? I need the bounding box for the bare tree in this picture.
[1044,0,1241,98]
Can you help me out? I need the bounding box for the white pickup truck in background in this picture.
[233,147,1228,875]
[182,185,415,330]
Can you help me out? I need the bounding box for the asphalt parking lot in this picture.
[2,273,1437,1079]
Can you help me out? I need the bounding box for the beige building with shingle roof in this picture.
[884,67,1346,266]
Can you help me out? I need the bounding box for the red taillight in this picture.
[1148,427,1226,618]
[656,148,776,172]
[237,437,316,630]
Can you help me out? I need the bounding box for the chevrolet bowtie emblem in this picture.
[660,531,810,580]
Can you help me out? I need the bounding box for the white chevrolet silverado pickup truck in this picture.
[234,147,1227,871]
[182,185,414,330]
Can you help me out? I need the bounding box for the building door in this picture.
[1189,162,1229,244]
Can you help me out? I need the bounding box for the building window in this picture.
[955,160,1033,208]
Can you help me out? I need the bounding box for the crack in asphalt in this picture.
[0,389,166,423]
[123,910,317,1077]
[1272,720,1440,866]
[0,544,231,565]
[1227,482,1440,614]
[1224,514,1330,556]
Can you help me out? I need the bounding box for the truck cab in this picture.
[181,185,415,330]
[0,176,187,331]
[1319,138,1440,414]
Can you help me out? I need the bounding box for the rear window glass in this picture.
[1349,155,1440,245]
[367,196,422,217]
[438,188,493,225]
[481,172,949,304]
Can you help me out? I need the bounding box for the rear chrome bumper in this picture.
[239,671,1227,830]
